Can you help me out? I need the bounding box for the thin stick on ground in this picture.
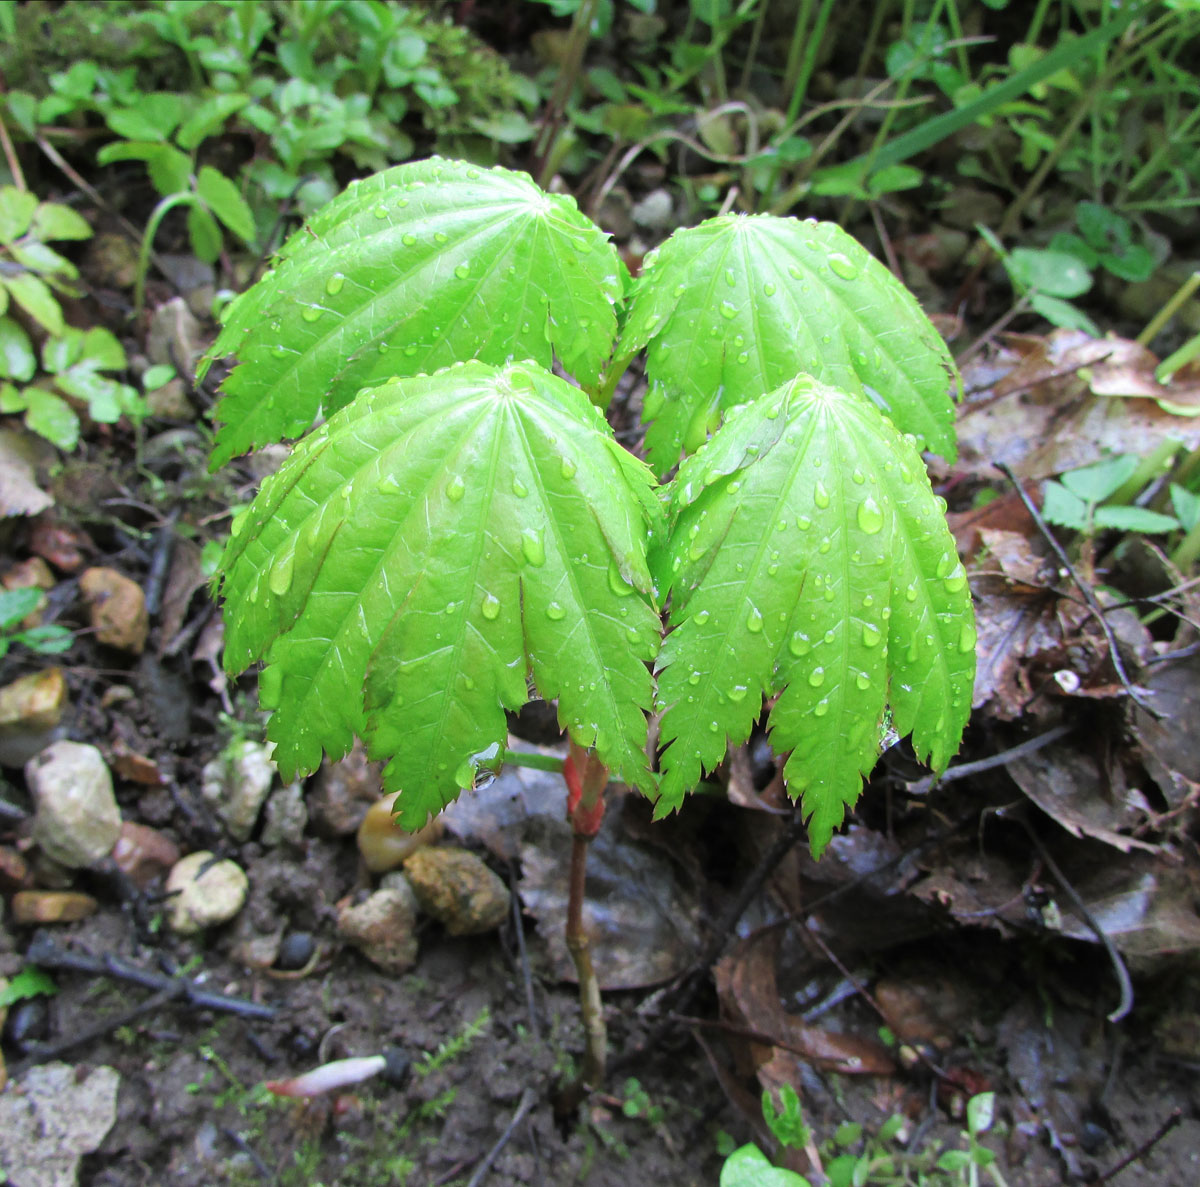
[465,1087,538,1187]
[998,462,1158,716]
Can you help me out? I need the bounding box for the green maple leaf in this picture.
[616,214,958,474]
[654,375,975,855]
[205,158,624,467]
[219,361,661,826]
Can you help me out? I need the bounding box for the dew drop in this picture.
[719,300,737,320]
[789,631,811,657]
[454,263,470,279]
[380,473,400,493]
[521,528,546,567]
[862,624,881,648]
[271,344,289,358]
[746,606,764,633]
[828,252,859,280]
[905,583,918,602]
[813,699,830,718]
[797,515,812,531]
[268,550,294,596]
[708,721,720,733]
[608,562,634,597]
[560,456,577,479]
[936,553,957,579]
[857,495,884,535]
[694,609,711,625]
[546,601,566,621]
[480,592,501,620]
[511,476,529,498]
[959,622,977,653]
[818,537,832,555]
[446,475,466,502]
[325,273,345,296]
[301,306,323,323]
[814,481,831,509]
[763,281,776,296]
[856,672,871,690]
[434,231,448,244]
[728,684,749,703]
[689,671,701,685]
[943,563,968,592]
[808,667,826,688]
[373,204,388,219]
[402,233,417,246]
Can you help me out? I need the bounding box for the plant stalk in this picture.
[563,739,609,1090]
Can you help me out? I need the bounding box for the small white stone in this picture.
[165,851,249,934]
[27,741,121,868]
[201,740,276,842]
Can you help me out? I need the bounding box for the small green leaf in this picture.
[966,1092,995,1137]
[205,158,624,467]
[1092,505,1180,534]
[0,965,57,1006]
[1171,483,1200,531]
[1060,455,1138,503]
[617,214,959,474]
[1041,481,1088,529]
[187,203,223,264]
[0,187,38,244]
[655,376,974,854]
[219,361,661,824]
[0,586,42,629]
[15,623,74,654]
[1076,201,1128,249]
[3,273,65,335]
[177,93,250,151]
[97,142,193,197]
[30,202,93,242]
[1100,243,1155,283]
[17,385,80,450]
[0,316,36,382]
[9,240,78,280]
[1008,247,1092,298]
[721,1145,811,1187]
[1029,293,1099,335]
[197,166,256,243]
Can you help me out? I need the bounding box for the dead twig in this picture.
[1091,1108,1182,1185]
[906,723,1075,794]
[11,985,178,1074]
[997,462,1159,716]
[995,809,1134,1023]
[464,1087,538,1187]
[25,930,278,1021]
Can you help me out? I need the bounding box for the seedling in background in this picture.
[0,587,72,658]
[205,158,974,1090]
[1041,454,1181,538]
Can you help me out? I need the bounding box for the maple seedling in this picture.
[205,158,975,1089]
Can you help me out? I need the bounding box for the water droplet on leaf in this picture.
[268,550,295,595]
[746,606,764,633]
[828,252,859,280]
[814,481,831,509]
[857,496,884,534]
[546,601,566,621]
[325,273,345,295]
[521,529,545,567]
[862,624,881,647]
[480,593,501,620]
[446,475,466,502]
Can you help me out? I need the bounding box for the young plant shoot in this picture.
[206,157,975,1087]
